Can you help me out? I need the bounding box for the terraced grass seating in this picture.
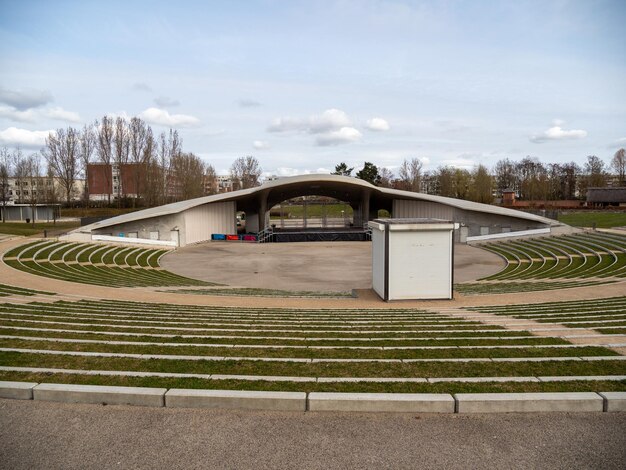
[162,287,353,298]
[0,284,55,297]
[466,296,626,335]
[455,280,616,295]
[0,299,623,393]
[3,240,210,288]
[478,231,626,282]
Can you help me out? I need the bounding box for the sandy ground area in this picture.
[160,241,504,291]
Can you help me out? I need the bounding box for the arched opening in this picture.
[269,196,354,230]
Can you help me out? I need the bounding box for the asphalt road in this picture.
[1,399,624,469]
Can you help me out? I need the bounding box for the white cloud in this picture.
[0,106,37,122]
[43,107,81,123]
[0,105,81,124]
[309,109,351,133]
[441,157,476,169]
[316,127,362,146]
[253,140,269,150]
[530,124,587,143]
[267,109,362,146]
[608,137,626,149]
[138,107,200,127]
[419,156,430,166]
[268,108,351,134]
[0,87,53,110]
[0,127,54,148]
[154,96,180,108]
[551,118,565,126]
[275,167,305,177]
[366,117,390,131]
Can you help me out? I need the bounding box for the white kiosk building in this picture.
[369,218,455,301]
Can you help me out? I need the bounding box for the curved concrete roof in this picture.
[77,174,558,232]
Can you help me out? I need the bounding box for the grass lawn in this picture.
[0,221,80,237]
[558,211,626,228]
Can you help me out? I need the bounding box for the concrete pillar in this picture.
[258,191,268,230]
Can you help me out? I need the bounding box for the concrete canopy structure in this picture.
[68,174,561,247]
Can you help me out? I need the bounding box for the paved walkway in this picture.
[1,398,624,470]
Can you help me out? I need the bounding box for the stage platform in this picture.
[267,228,370,243]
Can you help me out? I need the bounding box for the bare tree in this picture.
[579,155,607,197]
[128,117,150,206]
[493,158,518,194]
[114,117,130,204]
[171,152,205,200]
[96,116,114,204]
[156,129,182,204]
[204,164,217,195]
[43,127,80,205]
[612,148,626,186]
[398,158,423,192]
[14,152,42,225]
[0,147,11,222]
[379,167,394,188]
[79,123,96,203]
[230,156,262,189]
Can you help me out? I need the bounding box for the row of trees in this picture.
[0,117,219,210]
[333,149,625,203]
[42,117,215,206]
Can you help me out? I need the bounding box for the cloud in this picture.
[309,109,351,133]
[131,82,152,92]
[43,107,81,123]
[271,167,332,177]
[0,105,81,124]
[0,127,54,148]
[0,106,37,122]
[530,123,587,143]
[154,96,180,108]
[138,107,200,127]
[419,156,430,166]
[316,127,362,146]
[253,140,269,150]
[268,108,351,134]
[0,87,53,110]
[366,117,390,131]
[267,109,362,146]
[608,137,626,149]
[441,157,476,169]
[238,99,262,108]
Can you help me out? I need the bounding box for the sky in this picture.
[0,0,625,177]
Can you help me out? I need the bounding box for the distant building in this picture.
[5,176,84,204]
[216,175,235,193]
[87,163,146,201]
[586,187,626,207]
[501,189,516,206]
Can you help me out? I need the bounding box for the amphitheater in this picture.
[0,231,624,409]
[0,179,625,412]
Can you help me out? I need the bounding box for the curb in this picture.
[1,381,625,413]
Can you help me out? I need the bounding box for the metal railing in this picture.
[257,227,274,243]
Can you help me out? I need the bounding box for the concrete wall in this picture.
[393,200,454,220]
[0,205,56,222]
[92,213,184,244]
[183,202,236,245]
[392,200,548,241]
